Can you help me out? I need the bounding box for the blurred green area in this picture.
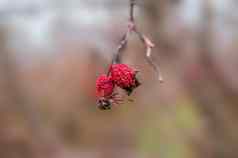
[138,100,200,158]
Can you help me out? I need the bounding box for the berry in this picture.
[110,64,141,95]
[96,74,114,98]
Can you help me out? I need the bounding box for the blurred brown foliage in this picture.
[0,0,238,158]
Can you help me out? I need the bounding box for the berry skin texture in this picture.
[110,64,141,95]
[96,74,114,98]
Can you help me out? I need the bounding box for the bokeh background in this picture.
[1,0,238,158]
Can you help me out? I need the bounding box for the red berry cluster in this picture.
[96,64,140,110]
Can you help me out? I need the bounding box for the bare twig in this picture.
[134,29,163,82]
[109,0,163,82]
[130,0,136,22]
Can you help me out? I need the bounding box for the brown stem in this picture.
[130,0,136,22]
[134,29,163,82]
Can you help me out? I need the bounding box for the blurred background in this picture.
[0,0,238,157]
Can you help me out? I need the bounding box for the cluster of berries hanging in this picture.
[96,64,140,110]
[96,0,163,110]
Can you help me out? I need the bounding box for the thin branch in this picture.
[107,30,130,76]
[134,29,163,82]
[130,0,136,22]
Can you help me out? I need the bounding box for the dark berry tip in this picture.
[135,78,141,88]
[124,87,133,96]
[97,99,112,110]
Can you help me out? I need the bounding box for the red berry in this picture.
[96,74,114,98]
[110,64,141,95]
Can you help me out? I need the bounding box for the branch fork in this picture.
[110,0,163,82]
